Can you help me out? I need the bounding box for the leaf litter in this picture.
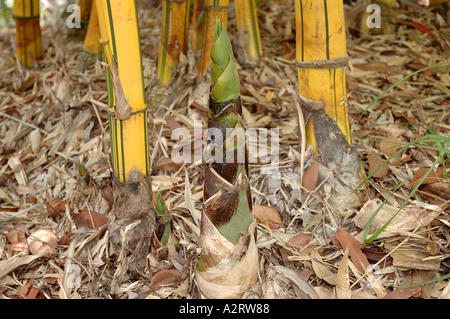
[0,0,449,299]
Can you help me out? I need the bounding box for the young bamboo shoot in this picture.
[196,20,258,299]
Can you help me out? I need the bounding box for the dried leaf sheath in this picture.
[157,0,190,85]
[196,21,258,299]
[13,0,43,69]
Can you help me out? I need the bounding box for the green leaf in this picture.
[160,222,172,246]
[155,191,167,216]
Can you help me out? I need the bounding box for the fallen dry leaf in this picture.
[148,267,183,291]
[0,255,42,279]
[301,161,318,199]
[335,227,369,274]
[411,167,444,189]
[252,204,284,229]
[27,229,57,255]
[379,136,403,159]
[367,152,389,179]
[354,61,389,72]
[383,287,420,299]
[44,197,67,219]
[3,223,28,244]
[287,233,310,248]
[155,157,183,172]
[79,210,108,228]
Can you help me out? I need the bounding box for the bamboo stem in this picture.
[157,0,190,85]
[96,0,149,183]
[191,0,205,52]
[77,0,102,71]
[234,0,262,60]
[13,0,43,69]
[199,0,229,78]
[82,1,102,55]
[295,0,351,152]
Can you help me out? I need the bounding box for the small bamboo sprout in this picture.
[77,0,102,71]
[95,0,154,282]
[196,20,258,299]
[157,0,190,85]
[234,0,262,61]
[294,0,361,209]
[13,0,43,69]
[199,0,229,78]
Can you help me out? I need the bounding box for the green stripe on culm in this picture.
[300,0,304,61]
[323,0,330,60]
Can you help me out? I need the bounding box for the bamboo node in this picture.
[204,5,230,10]
[12,14,40,21]
[295,55,349,70]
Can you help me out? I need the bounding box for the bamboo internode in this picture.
[95,0,149,183]
[157,0,190,85]
[192,0,205,52]
[234,0,262,60]
[82,1,102,55]
[13,0,43,69]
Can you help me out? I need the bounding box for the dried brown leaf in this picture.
[149,267,183,291]
[252,204,284,229]
[335,227,369,274]
[354,62,389,72]
[302,161,318,199]
[27,229,57,256]
[0,255,41,279]
[79,210,108,228]
[367,152,389,179]
[155,157,183,172]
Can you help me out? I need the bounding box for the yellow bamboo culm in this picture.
[199,0,229,78]
[192,0,205,52]
[13,0,43,69]
[377,0,397,5]
[82,1,102,55]
[234,0,262,60]
[157,0,190,85]
[295,0,351,152]
[77,0,102,71]
[78,0,93,25]
[96,0,149,183]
